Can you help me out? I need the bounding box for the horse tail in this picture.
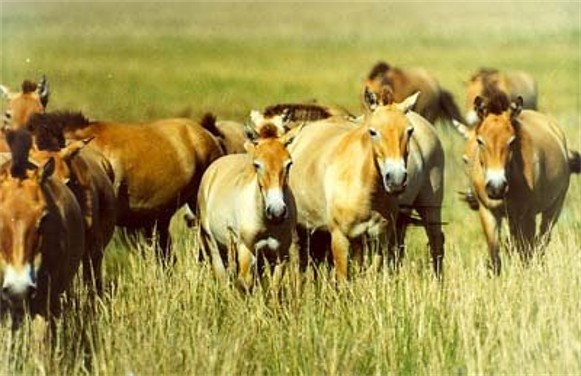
[200,113,224,139]
[438,89,465,124]
[568,150,581,174]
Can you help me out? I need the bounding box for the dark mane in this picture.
[26,112,66,151]
[263,103,332,122]
[5,129,34,179]
[21,80,37,94]
[470,67,499,81]
[199,112,224,139]
[367,61,391,80]
[27,111,91,135]
[257,123,279,139]
[484,89,510,115]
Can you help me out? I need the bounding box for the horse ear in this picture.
[0,85,13,100]
[451,120,471,140]
[60,137,93,161]
[39,157,55,184]
[243,124,259,145]
[249,110,264,128]
[474,96,487,120]
[363,86,379,111]
[510,96,523,120]
[396,91,420,113]
[36,75,50,108]
[282,122,305,147]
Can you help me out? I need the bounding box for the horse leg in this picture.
[416,205,445,278]
[479,207,502,275]
[538,194,566,253]
[199,226,227,286]
[387,214,408,272]
[330,228,350,281]
[155,217,174,266]
[236,243,255,292]
[508,213,536,265]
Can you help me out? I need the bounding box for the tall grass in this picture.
[0,2,579,374]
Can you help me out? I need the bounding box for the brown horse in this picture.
[0,76,49,129]
[287,92,427,280]
[364,61,464,124]
[0,130,84,326]
[455,93,580,273]
[363,88,446,275]
[464,68,537,125]
[25,113,117,292]
[35,111,224,263]
[197,123,297,290]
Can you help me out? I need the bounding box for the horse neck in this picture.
[338,126,380,185]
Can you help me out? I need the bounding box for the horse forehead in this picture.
[254,140,289,163]
[369,108,409,131]
[480,114,513,138]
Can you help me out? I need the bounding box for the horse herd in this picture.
[0,61,578,327]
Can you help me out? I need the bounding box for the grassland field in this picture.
[0,2,580,375]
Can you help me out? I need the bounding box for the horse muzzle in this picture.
[383,171,408,195]
[485,180,508,200]
[266,203,288,224]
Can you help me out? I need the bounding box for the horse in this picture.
[363,87,446,276]
[0,76,49,130]
[287,92,429,280]
[453,92,580,274]
[34,111,224,264]
[0,129,84,327]
[364,61,464,124]
[464,68,537,125]
[25,113,117,292]
[199,113,246,155]
[197,123,297,290]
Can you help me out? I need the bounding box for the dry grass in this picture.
[0,2,580,374]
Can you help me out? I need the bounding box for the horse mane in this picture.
[199,112,224,139]
[483,89,510,115]
[5,129,34,179]
[28,111,91,134]
[367,61,391,80]
[471,67,499,81]
[263,103,332,122]
[26,112,67,151]
[257,123,279,139]
[21,80,37,94]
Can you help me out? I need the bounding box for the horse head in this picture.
[1,76,49,129]
[245,120,296,224]
[473,93,523,200]
[363,90,419,195]
[0,130,55,308]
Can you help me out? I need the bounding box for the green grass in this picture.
[1,2,580,374]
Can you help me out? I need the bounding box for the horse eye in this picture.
[4,111,11,119]
[406,127,414,137]
[476,136,485,147]
[253,161,262,170]
[368,128,378,138]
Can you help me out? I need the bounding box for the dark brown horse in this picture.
[26,113,117,292]
[364,61,464,124]
[33,111,224,263]
[0,130,84,326]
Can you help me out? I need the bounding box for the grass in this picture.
[1,2,580,374]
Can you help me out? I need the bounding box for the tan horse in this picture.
[287,92,427,280]
[363,88,446,275]
[454,93,580,273]
[25,114,117,292]
[0,130,84,327]
[197,123,297,290]
[464,68,537,125]
[37,111,224,263]
[364,61,464,124]
[0,76,49,129]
